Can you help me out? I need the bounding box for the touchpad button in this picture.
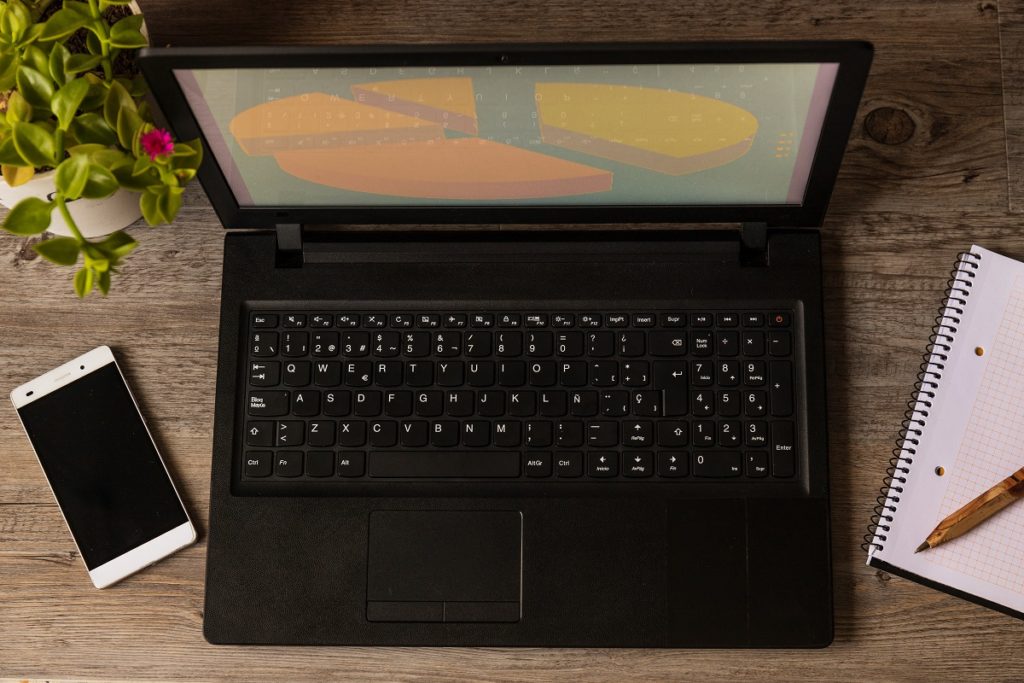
[367,510,522,623]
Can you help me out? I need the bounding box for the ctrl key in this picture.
[244,451,272,477]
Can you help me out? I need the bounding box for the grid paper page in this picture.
[926,279,1024,592]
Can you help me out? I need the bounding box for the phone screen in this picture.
[16,362,188,570]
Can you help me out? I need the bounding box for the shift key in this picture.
[248,391,289,416]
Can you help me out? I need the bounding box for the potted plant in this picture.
[0,0,201,296]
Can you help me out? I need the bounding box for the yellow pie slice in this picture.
[351,77,479,135]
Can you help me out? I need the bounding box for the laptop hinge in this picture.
[275,223,304,267]
[739,222,769,267]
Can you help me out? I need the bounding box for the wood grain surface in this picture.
[2,0,1024,680]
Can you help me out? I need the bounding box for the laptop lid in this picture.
[139,42,872,228]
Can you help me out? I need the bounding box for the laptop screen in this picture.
[175,63,838,208]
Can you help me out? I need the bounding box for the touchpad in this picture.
[367,510,522,623]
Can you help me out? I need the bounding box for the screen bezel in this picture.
[139,41,873,228]
[10,346,195,587]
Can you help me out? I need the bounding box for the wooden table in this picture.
[2,0,1023,679]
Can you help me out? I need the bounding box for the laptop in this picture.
[139,41,872,647]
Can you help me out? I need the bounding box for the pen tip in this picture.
[915,542,930,553]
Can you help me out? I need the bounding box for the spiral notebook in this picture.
[865,245,1024,620]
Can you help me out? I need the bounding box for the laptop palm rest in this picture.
[366,510,522,623]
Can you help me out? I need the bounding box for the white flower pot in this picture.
[0,169,142,238]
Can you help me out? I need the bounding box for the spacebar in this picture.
[368,451,521,478]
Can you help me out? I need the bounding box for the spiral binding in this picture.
[862,250,982,553]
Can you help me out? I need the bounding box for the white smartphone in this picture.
[10,345,196,588]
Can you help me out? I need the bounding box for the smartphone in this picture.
[10,346,196,588]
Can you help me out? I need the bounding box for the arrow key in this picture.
[246,421,274,447]
[624,451,653,477]
[657,451,689,478]
[588,451,618,477]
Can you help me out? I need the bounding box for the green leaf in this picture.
[157,185,183,221]
[2,163,34,186]
[68,143,108,157]
[23,45,49,76]
[73,266,94,297]
[48,43,70,86]
[97,269,111,295]
[16,65,55,109]
[1,0,31,44]
[99,0,134,7]
[12,121,55,167]
[79,74,106,111]
[0,137,27,165]
[33,236,80,265]
[91,148,131,170]
[116,106,143,150]
[81,163,118,199]
[103,80,135,128]
[2,196,53,235]
[39,7,90,41]
[0,51,20,91]
[108,15,147,49]
[65,53,103,76]
[51,78,89,130]
[69,112,117,146]
[111,162,156,190]
[85,28,101,55]
[5,90,32,124]
[97,230,138,258]
[55,154,89,199]
[139,187,163,225]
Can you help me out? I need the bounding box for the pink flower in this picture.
[140,128,174,160]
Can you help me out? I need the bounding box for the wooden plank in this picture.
[2,0,1024,680]
[999,0,1024,211]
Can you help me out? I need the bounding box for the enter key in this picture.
[654,361,688,416]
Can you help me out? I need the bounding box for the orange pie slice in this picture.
[351,77,479,135]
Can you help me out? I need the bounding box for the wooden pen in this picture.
[916,465,1024,552]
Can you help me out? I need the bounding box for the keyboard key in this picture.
[718,390,740,417]
[526,331,554,357]
[746,451,769,478]
[495,331,522,357]
[338,421,367,446]
[556,451,583,477]
[308,420,336,447]
[717,313,738,327]
[693,451,741,477]
[400,421,429,447]
[587,421,618,447]
[310,314,333,328]
[444,313,467,328]
[283,361,311,387]
[282,331,308,357]
[556,331,584,357]
[632,391,660,417]
[431,420,459,447]
[344,362,372,387]
[579,314,602,328]
[246,421,274,447]
[471,313,494,328]
[623,451,653,477]
[551,314,575,328]
[587,331,614,357]
[742,331,765,356]
[746,420,768,447]
[403,332,430,357]
[526,421,553,447]
[768,312,791,327]
[717,331,738,357]
[338,451,366,477]
[657,451,688,477]
[660,313,686,327]
[600,391,629,417]
[632,313,655,327]
[248,391,289,416]
[493,420,521,447]
[606,313,629,327]
[363,314,386,328]
[654,361,688,416]
[529,361,557,387]
[623,420,653,447]
[465,331,492,356]
[372,332,401,357]
[692,420,715,447]
[690,332,712,356]
[306,450,335,477]
[718,360,740,387]
[769,361,794,416]
[691,360,713,386]
[588,451,617,477]
[570,391,598,416]
[556,420,584,447]
[498,313,522,328]
[772,422,796,477]
[622,361,649,387]
[244,451,272,477]
[657,421,688,447]
[744,391,767,417]
[718,420,741,447]
[323,390,350,416]
[249,361,280,387]
[252,313,277,328]
[282,314,306,328]
[250,332,278,357]
[649,331,686,356]
[336,314,359,328]
[408,313,436,329]
[391,314,413,329]
[743,313,764,327]
[525,314,547,328]
[525,452,552,477]
[768,331,792,356]
[370,421,398,447]
[276,420,304,447]
[342,332,370,357]
[690,313,712,327]
[590,361,618,387]
[275,451,303,477]
[367,451,520,477]
[618,332,645,357]
[312,332,339,357]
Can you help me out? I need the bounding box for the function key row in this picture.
[251,311,793,330]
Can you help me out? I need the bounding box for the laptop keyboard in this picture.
[242,309,797,483]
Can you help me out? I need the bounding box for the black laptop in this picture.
[140,41,872,647]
